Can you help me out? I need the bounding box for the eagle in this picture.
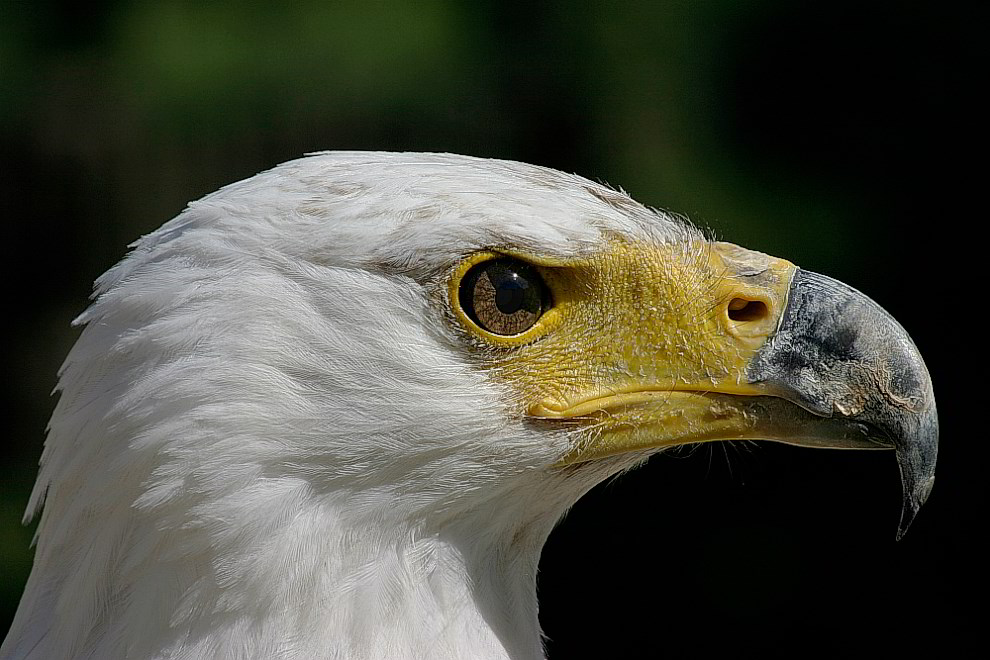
[1,152,936,659]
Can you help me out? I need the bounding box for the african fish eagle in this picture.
[1,152,937,659]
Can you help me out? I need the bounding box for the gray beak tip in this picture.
[893,404,938,541]
[895,466,936,541]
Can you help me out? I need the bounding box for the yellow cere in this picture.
[449,239,797,464]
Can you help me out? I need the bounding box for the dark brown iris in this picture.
[459,259,548,335]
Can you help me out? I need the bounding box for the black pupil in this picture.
[493,271,529,314]
[485,262,542,317]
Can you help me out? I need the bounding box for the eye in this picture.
[459,259,550,336]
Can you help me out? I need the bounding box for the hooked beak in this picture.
[746,269,937,539]
[531,242,937,539]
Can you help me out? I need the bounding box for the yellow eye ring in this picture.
[449,252,561,346]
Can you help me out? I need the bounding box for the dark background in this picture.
[1,1,980,657]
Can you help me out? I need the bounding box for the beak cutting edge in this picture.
[747,269,938,539]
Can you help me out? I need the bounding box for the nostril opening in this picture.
[728,298,769,322]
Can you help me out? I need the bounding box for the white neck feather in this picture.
[5,460,600,659]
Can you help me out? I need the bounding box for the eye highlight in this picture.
[459,259,550,336]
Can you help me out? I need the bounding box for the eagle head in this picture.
[2,152,936,660]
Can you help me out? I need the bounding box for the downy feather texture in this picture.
[3,152,699,660]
